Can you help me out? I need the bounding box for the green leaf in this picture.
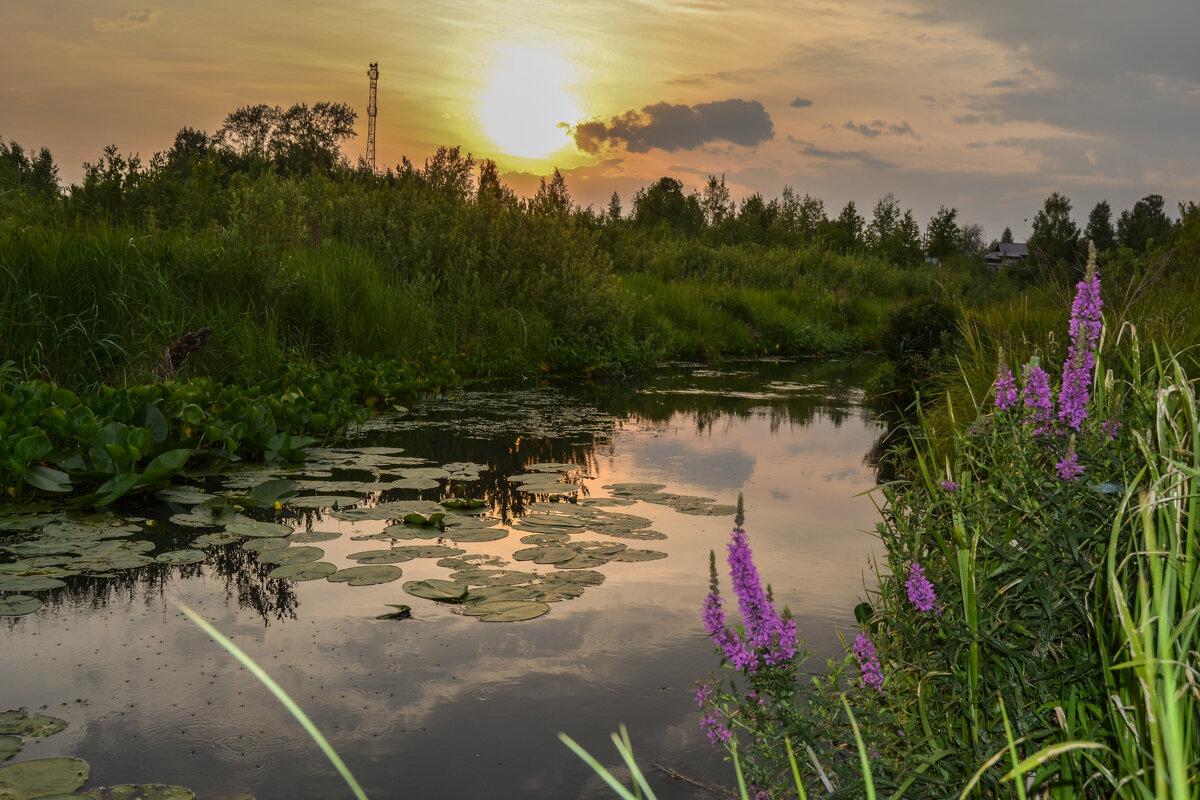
[84,784,196,800]
[246,478,300,507]
[462,600,550,622]
[95,473,141,506]
[0,595,43,616]
[327,565,403,586]
[22,465,73,493]
[131,402,169,443]
[402,578,468,601]
[13,432,51,465]
[0,709,68,737]
[0,757,89,798]
[135,449,192,487]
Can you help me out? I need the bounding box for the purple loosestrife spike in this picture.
[854,632,884,691]
[1021,362,1054,429]
[939,480,960,491]
[994,365,1018,411]
[905,561,940,614]
[1055,437,1085,481]
[1059,264,1103,431]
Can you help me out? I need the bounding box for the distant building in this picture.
[984,242,1029,271]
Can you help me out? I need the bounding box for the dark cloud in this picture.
[792,139,895,171]
[953,113,1003,126]
[572,99,774,154]
[789,97,813,108]
[843,120,920,139]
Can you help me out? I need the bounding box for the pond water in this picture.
[0,358,886,799]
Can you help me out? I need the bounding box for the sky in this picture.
[3,0,1198,239]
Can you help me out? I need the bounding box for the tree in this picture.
[1000,227,1014,244]
[1029,191,1080,264]
[824,200,864,254]
[606,191,623,222]
[1117,194,1173,253]
[1084,200,1116,252]
[529,168,573,217]
[700,174,733,228]
[925,205,960,261]
[477,159,514,204]
[0,139,60,198]
[958,222,987,258]
[631,177,702,233]
[865,193,901,253]
[215,102,356,174]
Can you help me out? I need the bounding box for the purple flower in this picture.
[854,632,884,691]
[1101,419,1121,440]
[700,707,733,746]
[905,561,939,614]
[994,365,1018,411]
[694,682,713,708]
[1021,363,1054,429]
[1055,449,1084,482]
[1058,266,1103,431]
[703,497,798,675]
[939,480,960,492]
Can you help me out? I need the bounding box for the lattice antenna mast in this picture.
[366,62,379,172]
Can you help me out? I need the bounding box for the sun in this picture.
[478,45,582,161]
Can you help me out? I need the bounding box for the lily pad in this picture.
[155,486,213,505]
[256,546,323,566]
[375,604,412,621]
[449,568,536,587]
[154,549,206,565]
[225,521,294,539]
[286,495,361,510]
[512,546,576,565]
[347,549,415,565]
[327,565,403,586]
[0,709,68,737]
[0,735,20,763]
[389,545,465,559]
[0,595,44,617]
[402,579,469,601]
[240,538,290,553]
[523,462,579,473]
[83,785,195,800]
[443,527,509,543]
[462,600,550,622]
[0,756,88,798]
[398,467,452,480]
[0,575,65,592]
[465,585,537,603]
[328,501,442,522]
[268,562,337,581]
[607,548,668,562]
[190,532,241,547]
[287,530,341,543]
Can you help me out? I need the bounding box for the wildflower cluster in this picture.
[905,561,939,614]
[853,632,884,691]
[991,252,1110,481]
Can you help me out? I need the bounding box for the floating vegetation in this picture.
[287,530,341,543]
[0,709,68,738]
[327,565,403,586]
[154,549,206,564]
[0,735,19,763]
[462,600,550,622]
[0,756,89,797]
[256,546,324,566]
[285,495,360,509]
[268,562,337,581]
[602,482,736,516]
[402,579,469,601]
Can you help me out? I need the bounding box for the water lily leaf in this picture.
[553,554,608,570]
[440,462,487,475]
[444,527,509,543]
[398,467,451,480]
[514,515,585,532]
[285,495,360,510]
[464,585,536,603]
[0,735,20,763]
[256,546,323,566]
[240,538,290,553]
[287,530,341,543]
[607,548,668,562]
[0,756,88,798]
[462,600,550,622]
[83,784,195,800]
[347,549,415,565]
[22,465,73,494]
[402,579,468,601]
[190,532,241,547]
[388,477,441,491]
[225,521,294,538]
[0,596,42,617]
[154,549,206,565]
[512,546,576,565]
[389,545,465,559]
[375,604,412,621]
[327,565,403,586]
[377,524,440,541]
[135,449,193,487]
[437,554,508,569]
[0,515,50,532]
[448,569,536,587]
[155,486,210,505]
[602,528,666,541]
[328,501,441,522]
[519,533,570,546]
[0,575,65,591]
[245,479,300,507]
[0,709,68,737]
[523,462,578,473]
[511,480,579,495]
[269,562,337,581]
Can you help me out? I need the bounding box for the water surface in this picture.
[0,358,886,799]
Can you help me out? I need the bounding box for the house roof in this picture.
[985,242,1029,261]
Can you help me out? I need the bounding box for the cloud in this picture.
[842,119,920,140]
[793,139,895,171]
[92,8,161,33]
[789,97,813,108]
[953,113,1004,126]
[572,99,774,154]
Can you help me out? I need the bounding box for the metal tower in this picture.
[366,62,379,172]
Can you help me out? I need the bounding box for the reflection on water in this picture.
[0,358,886,799]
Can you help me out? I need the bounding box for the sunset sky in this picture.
[4,0,1198,239]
